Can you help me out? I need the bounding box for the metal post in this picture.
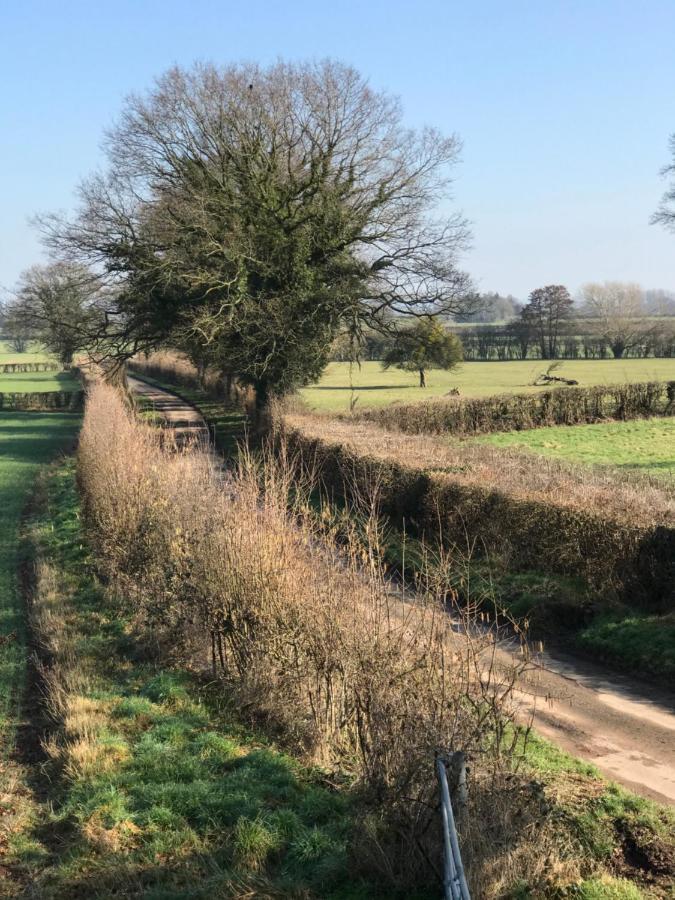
[437,754,471,900]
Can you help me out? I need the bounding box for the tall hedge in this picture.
[355,380,675,435]
[283,427,674,612]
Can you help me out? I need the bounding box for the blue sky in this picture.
[1,0,674,298]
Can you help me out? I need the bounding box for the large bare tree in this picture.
[579,281,646,359]
[39,60,476,401]
[519,285,573,360]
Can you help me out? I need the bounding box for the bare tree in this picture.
[8,263,104,367]
[39,60,476,402]
[520,285,573,359]
[579,281,647,359]
[653,133,675,232]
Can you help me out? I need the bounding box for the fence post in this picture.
[436,753,471,900]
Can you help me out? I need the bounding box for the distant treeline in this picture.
[457,319,675,361]
[331,318,675,362]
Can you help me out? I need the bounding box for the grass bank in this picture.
[281,413,675,682]
[12,459,389,899]
[301,359,675,411]
[0,410,81,893]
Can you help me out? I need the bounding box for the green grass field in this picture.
[478,417,675,479]
[0,339,52,364]
[0,371,81,392]
[0,413,81,766]
[300,359,675,411]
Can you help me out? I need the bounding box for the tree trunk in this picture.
[223,372,234,402]
[419,368,426,388]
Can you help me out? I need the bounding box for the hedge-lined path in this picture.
[128,375,210,448]
[127,376,675,804]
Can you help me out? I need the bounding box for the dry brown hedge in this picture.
[354,380,675,435]
[77,383,582,895]
[282,415,675,611]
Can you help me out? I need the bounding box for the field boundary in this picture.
[281,419,675,611]
[353,379,675,436]
[0,390,84,411]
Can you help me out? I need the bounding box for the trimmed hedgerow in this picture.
[354,380,675,436]
[0,361,60,374]
[0,390,84,411]
[282,424,674,612]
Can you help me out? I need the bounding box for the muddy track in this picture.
[128,376,675,806]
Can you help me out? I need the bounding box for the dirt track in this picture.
[128,376,675,806]
[128,375,210,447]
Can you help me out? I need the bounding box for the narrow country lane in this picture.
[128,375,675,806]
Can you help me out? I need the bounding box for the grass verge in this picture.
[0,371,81,393]
[0,411,81,894]
[18,459,393,899]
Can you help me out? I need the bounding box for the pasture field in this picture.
[0,339,52,364]
[300,358,675,411]
[478,417,675,479]
[0,370,81,392]
[0,413,81,771]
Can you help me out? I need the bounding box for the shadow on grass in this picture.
[311,384,417,392]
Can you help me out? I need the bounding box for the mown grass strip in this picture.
[478,417,675,480]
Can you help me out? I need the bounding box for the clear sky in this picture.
[1,0,674,299]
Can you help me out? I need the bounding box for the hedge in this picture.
[0,361,60,374]
[282,426,674,613]
[354,380,675,436]
[0,390,84,411]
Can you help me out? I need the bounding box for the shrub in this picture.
[355,380,675,435]
[281,414,675,611]
[0,361,60,374]
[0,390,83,411]
[77,382,561,893]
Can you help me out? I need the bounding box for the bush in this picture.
[355,380,675,436]
[77,382,560,894]
[281,415,675,611]
[0,361,60,374]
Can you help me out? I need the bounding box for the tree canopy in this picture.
[6,263,103,366]
[519,285,573,360]
[39,60,476,402]
[382,318,463,387]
